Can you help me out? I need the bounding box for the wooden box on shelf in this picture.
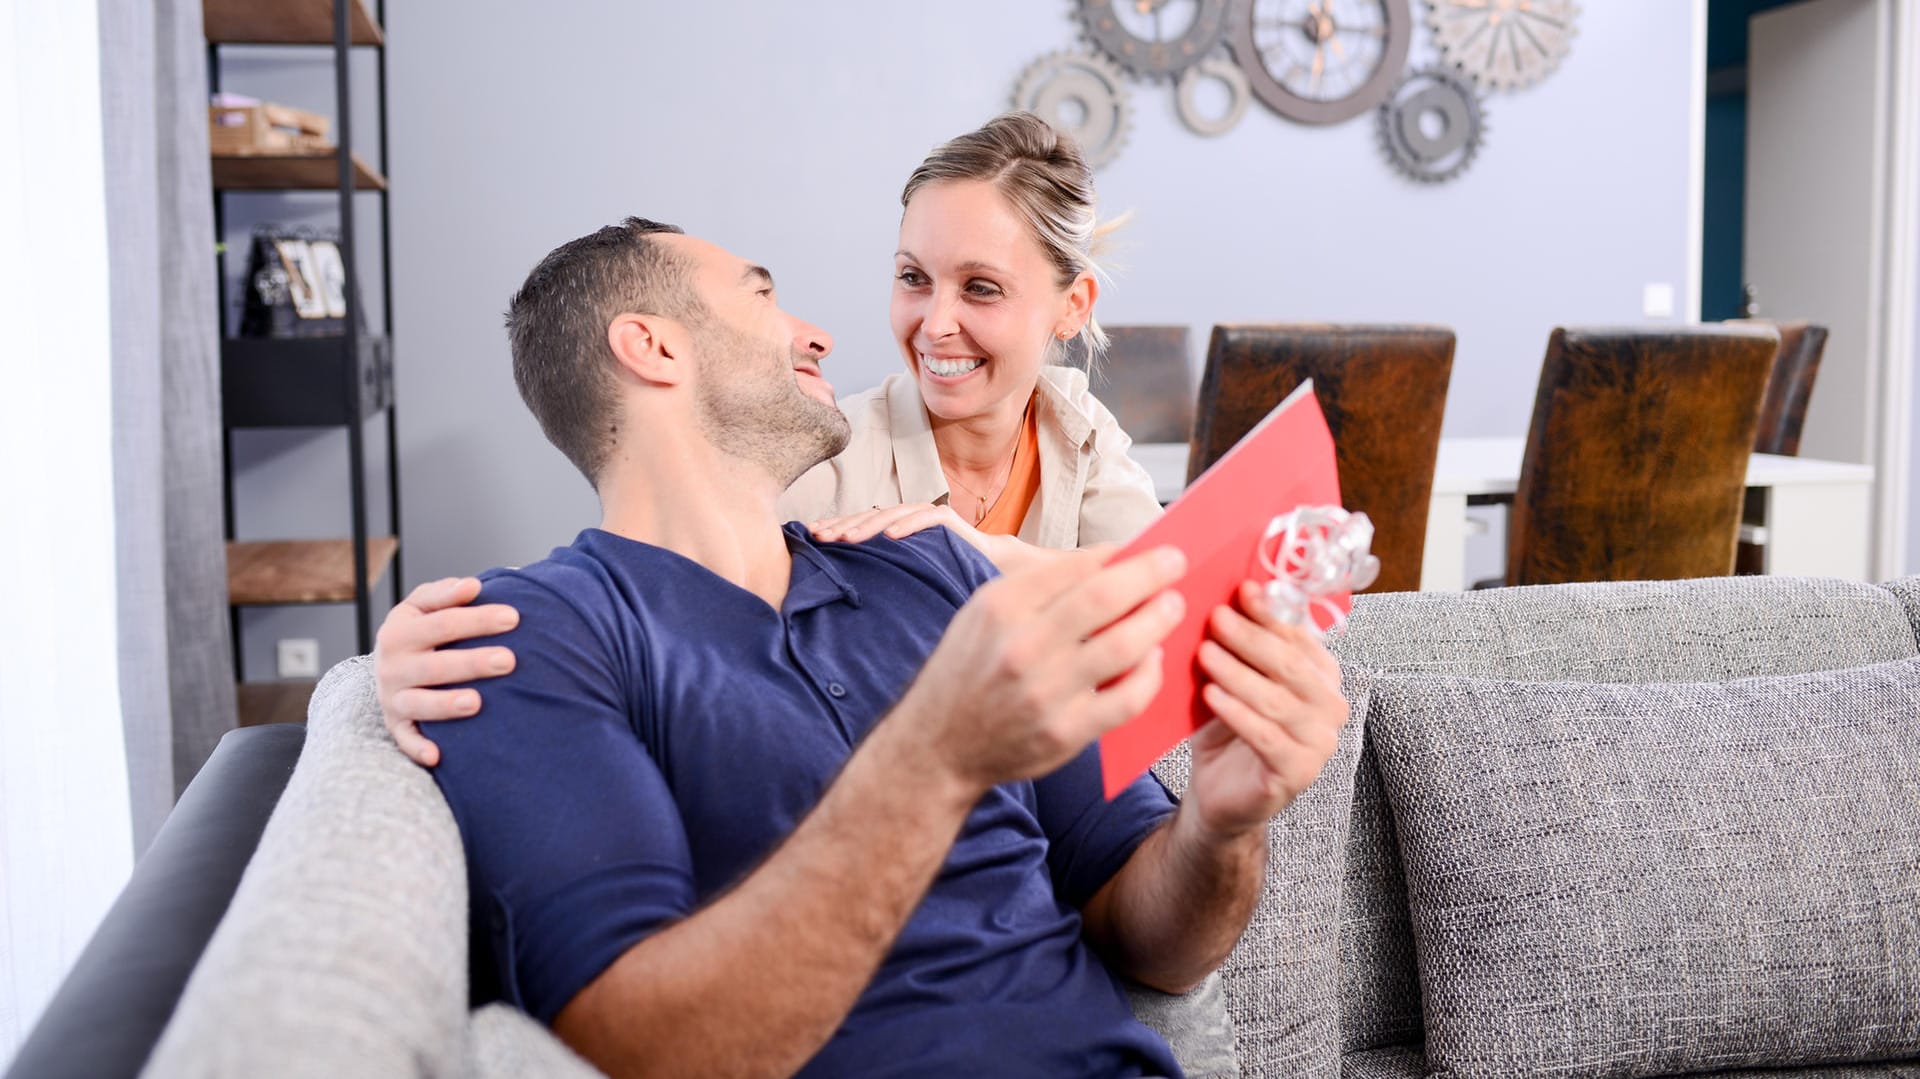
[209,101,332,157]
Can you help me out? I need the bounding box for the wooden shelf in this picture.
[238,681,317,727]
[228,537,398,605]
[213,151,386,191]
[205,0,383,46]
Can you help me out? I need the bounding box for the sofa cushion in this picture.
[1328,574,1920,1054]
[1339,1044,1425,1079]
[1367,658,1920,1077]
[1154,668,1370,1079]
[144,658,472,1078]
[466,1003,602,1078]
[1123,972,1240,1079]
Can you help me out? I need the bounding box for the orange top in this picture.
[975,401,1043,536]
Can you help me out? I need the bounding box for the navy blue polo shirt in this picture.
[429,523,1182,1079]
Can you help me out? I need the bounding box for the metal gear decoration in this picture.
[1426,0,1578,92]
[1228,0,1415,126]
[1077,0,1231,80]
[1175,54,1251,136]
[1377,66,1485,183]
[1011,51,1135,169]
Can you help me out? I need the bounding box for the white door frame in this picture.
[1874,0,1919,579]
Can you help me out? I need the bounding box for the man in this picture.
[402,218,1347,1078]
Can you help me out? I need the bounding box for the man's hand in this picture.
[1183,579,1349,838]
[892,544,1189,796]
[808,503,1067,575]
[1077,578,1349,993]
[372,577,520,767]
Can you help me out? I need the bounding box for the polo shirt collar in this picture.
[781,522,861,613]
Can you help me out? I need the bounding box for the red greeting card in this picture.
[1099,382,1346,798]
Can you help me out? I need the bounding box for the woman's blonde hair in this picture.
[900,112,1121,363]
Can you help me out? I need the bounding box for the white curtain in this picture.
[0,0,136,1063]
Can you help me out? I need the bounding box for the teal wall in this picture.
[1702,0,1805,321]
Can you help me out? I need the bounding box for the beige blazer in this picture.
[778,365,1163,550]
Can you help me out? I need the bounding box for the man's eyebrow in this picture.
[742,265,774,290]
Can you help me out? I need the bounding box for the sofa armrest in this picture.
[5,724,306,1079]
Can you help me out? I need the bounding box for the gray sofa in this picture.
[27,574,1920,1077]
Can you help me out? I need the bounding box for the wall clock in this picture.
[1426,0,1578,92]
[1227,0,1413,125]
[1076,0,1231,79]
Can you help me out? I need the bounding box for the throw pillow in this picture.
[1367,659,1920,1077]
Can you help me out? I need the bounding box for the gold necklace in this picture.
[943,416,1025,526]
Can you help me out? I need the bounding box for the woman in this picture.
[380,113,1164,763]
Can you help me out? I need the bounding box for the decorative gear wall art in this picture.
[1228,0,1413,125]
[1426,0,1578,92]
[1175,54,1251,135]
[1011,50,1135,169]
[1076,0,1231,80]
[1377,66,1484,183]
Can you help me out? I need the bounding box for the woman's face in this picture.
[891,179,1093,426]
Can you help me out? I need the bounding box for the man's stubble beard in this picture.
[692,321,851,489]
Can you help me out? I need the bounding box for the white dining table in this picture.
[1129,438,1875,592]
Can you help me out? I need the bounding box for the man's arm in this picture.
[554,546,1190,1079]
[1077,580,1349,994]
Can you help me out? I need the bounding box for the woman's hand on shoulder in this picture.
[373,577,521,767]
[808,503,1073,576]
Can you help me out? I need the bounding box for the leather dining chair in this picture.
[1732,320,1829,573]
[1062,325,1194,445]
[1188,324,1455,593]
[1505,325,1778,587]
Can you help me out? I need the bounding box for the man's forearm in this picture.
[555,712,979,1079]
[1078,805,1267,994]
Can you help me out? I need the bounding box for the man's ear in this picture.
[607,313,687,387]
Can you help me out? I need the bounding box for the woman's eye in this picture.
[965,281,1001,298]
[896,269,926,287]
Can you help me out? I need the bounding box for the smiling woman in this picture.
[779,112,1163,567]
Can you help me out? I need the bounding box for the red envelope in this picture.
[1099,381,1346,798]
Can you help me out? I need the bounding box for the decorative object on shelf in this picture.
[1426,0,1578,92]
[240,226,359,338]
[1011,50,1134,169]
[208,92,331,156]
[1175,53,1252,135]
[1077,0,1230,79]
[1227,0,1413,125]
[1377,65,1485,183]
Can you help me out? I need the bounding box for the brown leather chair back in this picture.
[1507,325,1777,586]
[1744,320,1828,456]
[1062,325,1194,444]
[1189,324,1455,593]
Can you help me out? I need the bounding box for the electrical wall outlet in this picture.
[276,637,321,680]
[1642,282,1676,319]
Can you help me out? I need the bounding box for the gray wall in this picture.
[235,2,1702,665]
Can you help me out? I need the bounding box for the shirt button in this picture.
[827,682,847,698]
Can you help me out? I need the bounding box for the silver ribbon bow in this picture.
[1256,506,1381,635]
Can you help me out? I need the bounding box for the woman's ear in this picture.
[608,313,687,387]
[1060,271,1099,337]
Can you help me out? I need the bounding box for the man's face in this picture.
[664,235,851,486]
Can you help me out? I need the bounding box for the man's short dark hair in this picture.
[504,217,700,487]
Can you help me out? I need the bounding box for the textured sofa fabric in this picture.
[1324,575,1920,1065]
[143,658,471,1078]
[1369,660,1920,1076]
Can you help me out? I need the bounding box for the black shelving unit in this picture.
[208,0,399,699]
